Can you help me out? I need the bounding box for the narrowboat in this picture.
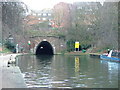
[100,50,120,62]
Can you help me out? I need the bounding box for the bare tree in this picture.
[2,1,28,52]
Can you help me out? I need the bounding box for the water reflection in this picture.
[75,57,80,73]
[36,55,53,61]
[17,55,119,88]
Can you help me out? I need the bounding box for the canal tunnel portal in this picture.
[35,41,54,55]
[29,35,66,54]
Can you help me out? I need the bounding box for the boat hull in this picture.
[100,55,120,62]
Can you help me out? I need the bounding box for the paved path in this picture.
[0,54,27,89]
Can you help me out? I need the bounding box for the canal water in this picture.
[17,54,119,88]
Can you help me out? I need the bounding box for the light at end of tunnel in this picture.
[43,39,47,41]
[40,47,43,49]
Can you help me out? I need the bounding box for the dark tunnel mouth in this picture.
[35,41,54,55]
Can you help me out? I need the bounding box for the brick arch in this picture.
[29,35,66,54]
[35,41,53,55]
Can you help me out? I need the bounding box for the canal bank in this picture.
[64,51,100,56]
[0,54,27,89]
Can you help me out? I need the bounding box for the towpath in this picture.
[0,54,27,89]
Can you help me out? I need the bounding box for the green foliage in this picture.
[32,21,49,29]
[66,39,75,52]
[51,27,58,30]
[0,47,11,53]
[26,30,43,36]
[4,41,16,52]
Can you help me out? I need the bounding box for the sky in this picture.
[22,0,105,10]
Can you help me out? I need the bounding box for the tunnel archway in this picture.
[35,41,54,55]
